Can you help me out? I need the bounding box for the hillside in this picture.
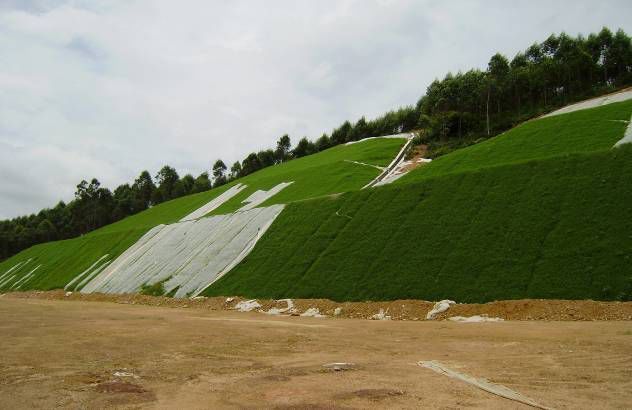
[0,137,405,293]
[398,98,632,183]
[207,137,405,215]
[2,94,631,302]
[202,101,632,302]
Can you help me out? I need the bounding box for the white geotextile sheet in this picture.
[81,205,284,298]
[543,89,632,118]
[345,133,409,145]
[419,361,551,409]
[238,182,293,212]
[10,264,41,289]
[363,135,414,189]
[374,157,432,187]
[614,114,632,147]
[64,254,109,290]
[0,259,30,282]
[426,300,455,320]
[179,183,246,221]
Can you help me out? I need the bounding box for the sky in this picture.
[1,0,631,219]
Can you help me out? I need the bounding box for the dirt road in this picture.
[1,297,631,409]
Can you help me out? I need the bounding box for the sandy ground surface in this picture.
[1,296,631,409]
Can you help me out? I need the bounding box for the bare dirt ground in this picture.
[1,295,631,409]
[10,290,632,321]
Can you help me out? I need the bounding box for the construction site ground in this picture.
[1,293,631,409]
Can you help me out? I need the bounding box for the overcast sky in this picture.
[1,0,630,219]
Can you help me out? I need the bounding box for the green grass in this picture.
[0,229,146,291]
[399,99,632,183]
[204,144,632,303]
[209,138,405,215]
[0,138,404,292]
[95,184,235,234]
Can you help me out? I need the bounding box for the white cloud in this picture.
[1,0,631,218]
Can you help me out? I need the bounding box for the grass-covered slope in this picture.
[204,145,632,302]
[0,138,404,292]
[209,138,405,214]
[0,186,235,291]
[399,99,632,183]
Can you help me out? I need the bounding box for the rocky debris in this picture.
[426,300,456,320]
[322,362,355,371]
[8,291,632,321]
[65,291,73,297]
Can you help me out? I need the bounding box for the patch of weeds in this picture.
[140,277,170,296]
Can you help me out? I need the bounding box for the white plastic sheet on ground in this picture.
[426,300,456,320]
[179,183,247,222]
[543,89,632,118]
[81,205,284,298]
[370,308,391,320]
[448,315,504,323]
[419,361,552,409]
[300,307,326,317]
[264,299,295,315]
[234,299,261,312]
[238,182,293,212]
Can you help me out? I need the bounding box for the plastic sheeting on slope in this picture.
[543,89,632,118]
[179,183,247,222]
[238,182,293,212]
[81,205,285,298]
[11,264,41,289]
[345,133,409,145]
[0,259,33,290]
[373,157,432,186]
[614,114,632,147]
[363,134,414,189]
[0,259,30,282]
[64,255,110,291]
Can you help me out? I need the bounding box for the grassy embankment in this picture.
[399,99,632,182]
[205,103,632,302]
[0,138,404,292]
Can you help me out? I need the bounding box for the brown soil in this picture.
[402,144,431,171]
[7,290,632,321]
[1,296,631,409]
